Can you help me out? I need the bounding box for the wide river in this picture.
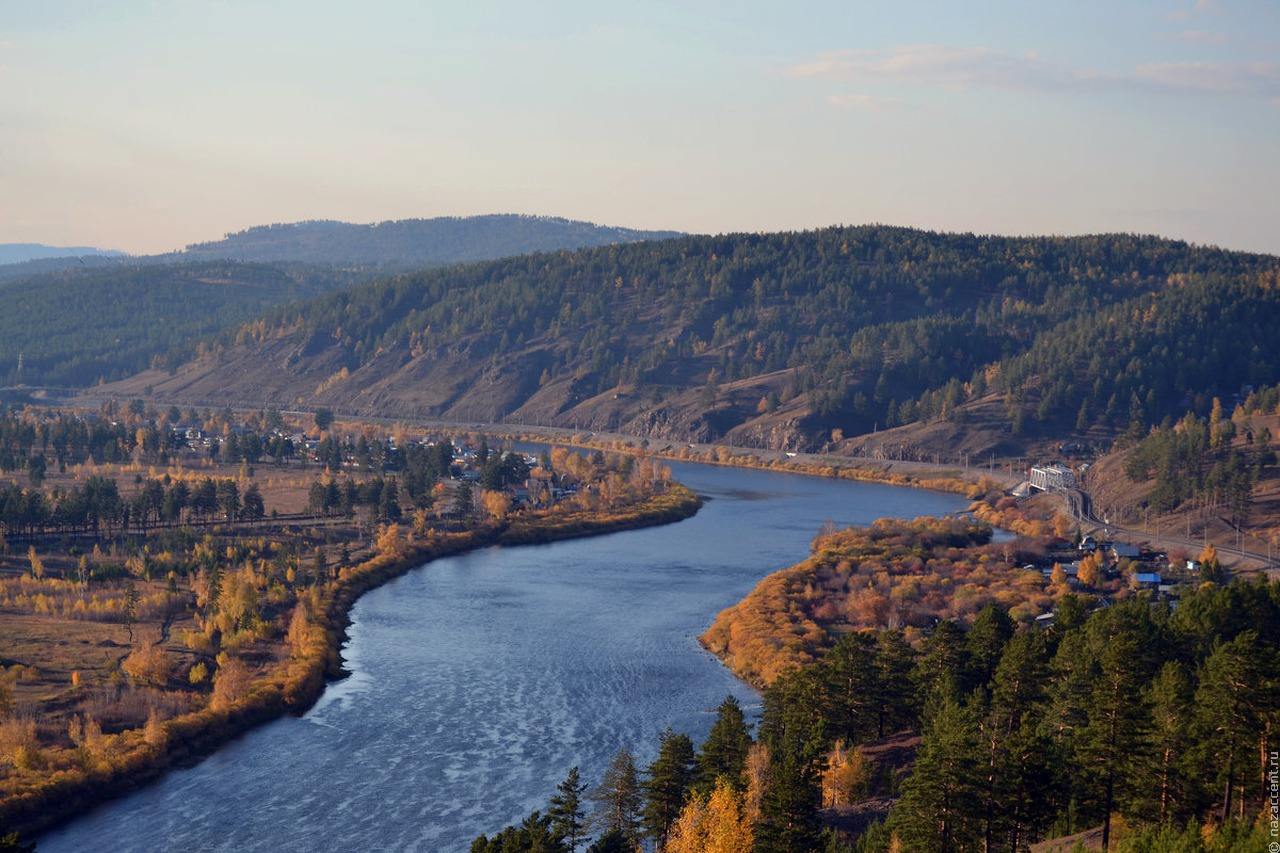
[40,460,964,853]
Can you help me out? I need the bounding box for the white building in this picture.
[1029,463,1076,492]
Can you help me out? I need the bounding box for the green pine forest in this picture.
[0,214,677,389]
[210,226,1280,443]
[0,262,370,387]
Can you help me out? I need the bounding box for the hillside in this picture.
[102,227,1280,452]
[0,215,678,387]
[178,215,682,266]
[0,262,371,387]
[1083,387,1280,555]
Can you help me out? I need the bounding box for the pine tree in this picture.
[590,749,642,846]
[698,695,753,792]
[643,729,697,844]
[1193,630,1279,823]
[821,632,880,745]
[980,631,1057,851]
[872,630,916,737]
[753,671,827,852]
[965,604,1015,696]
[1045,628,1094,737]
[888,696,982,852]
[753,736,823,853]
[1078,626,1150,850]
[913,620,968,717]
[549,766,588,851]
[584,830,628,853]
[1145,661,1193,823]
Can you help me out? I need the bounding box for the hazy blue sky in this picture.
[2,0,1277,254]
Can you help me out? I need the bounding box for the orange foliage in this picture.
[121,641,172,687]
[702,516,1055,685]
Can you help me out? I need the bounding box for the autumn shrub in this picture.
[210,656,251,710]
[81,686,195,731]
[142,710,168,751]
[66,715,108,770]
[121,641,172,687]
[702,516,1066,685]
[0,719,41,771]
[187,662,209,685]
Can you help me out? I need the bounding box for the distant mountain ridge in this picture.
[0,243,123,265]
[178,215,683,266]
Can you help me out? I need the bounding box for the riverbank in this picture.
[63,394,1018,498]
[479,422,1277,572]
[63,395,1276,570]
[413,421,1012,501]
[698,485,1090,685]
[8,485,701,840]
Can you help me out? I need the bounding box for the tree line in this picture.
[0,475,264,535]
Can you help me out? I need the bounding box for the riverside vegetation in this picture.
[0,403,699,842]
[469,464,1274,852]
[472,521,1279,852]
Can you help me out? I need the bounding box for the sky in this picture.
[1,0,1278,255]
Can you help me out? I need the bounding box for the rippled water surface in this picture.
[41,460,964,853]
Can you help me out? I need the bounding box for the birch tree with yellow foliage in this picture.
[662,778,753,853]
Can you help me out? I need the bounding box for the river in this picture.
[40,460,965,852]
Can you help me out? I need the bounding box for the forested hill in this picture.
[177,215,683,266]
[0,215,679,387]
[0,262,372,387]
[104,227,1280,451]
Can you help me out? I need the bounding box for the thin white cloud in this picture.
[825,92,900,111]
[787,44,1278,100]
[1136,60,1279,95]
[1167,28,1229,44]
[787,45,1115,93]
